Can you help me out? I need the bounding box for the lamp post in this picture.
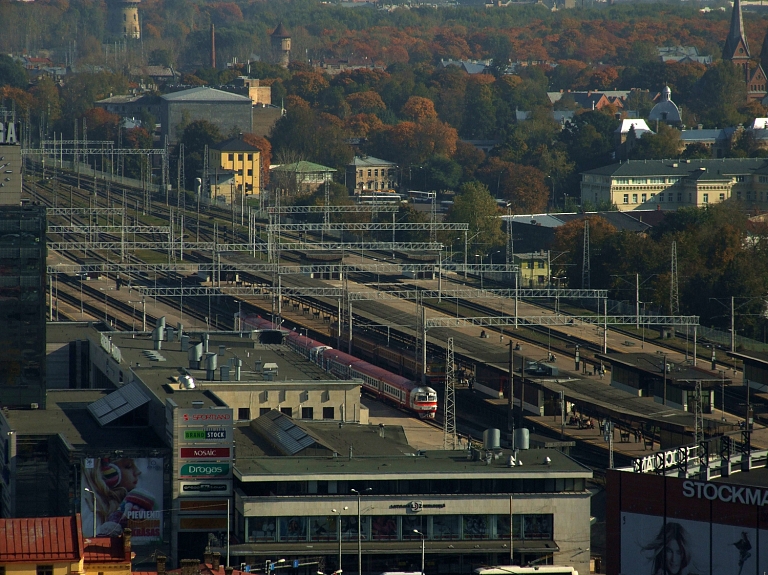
[719,370,726,421]
[333,506,349,573]
[351,488,371,575]
[413,530,425,575]
[84,487,97,537]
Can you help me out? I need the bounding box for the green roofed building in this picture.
[271,161,336,196]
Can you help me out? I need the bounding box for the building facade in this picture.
[345,156,398,195]
[231,428,592,575]
[722,0,768,102]
[208,137,261,202]
[580,158,768,211]
[160,88,252,144]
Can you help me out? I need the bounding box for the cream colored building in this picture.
[581,158,768,211]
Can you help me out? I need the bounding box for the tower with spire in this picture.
[723,0,767,102]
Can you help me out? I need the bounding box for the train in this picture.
[240,314,439,419]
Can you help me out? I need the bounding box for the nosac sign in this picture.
[683,480,768,506]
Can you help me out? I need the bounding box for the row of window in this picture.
[615,177,680,185]
[243,513,554,543]
[227,153,256,162]
[237,406,336,420]
[239,477,587,497]
[358,169,396,178]
[358,181,396,190]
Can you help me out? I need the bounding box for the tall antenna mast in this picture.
[670,240,680,315]
[581,219,590,289]
[444,337,456,450]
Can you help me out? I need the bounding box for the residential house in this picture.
[513,252,551,287]
[656,46,712,65]
[346,156,398,195]
[548,90,627,111]
[438,59,491,74]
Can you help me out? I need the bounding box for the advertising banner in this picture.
[180,447,231,459]
[81,457,163,543]
[610,470,768,575]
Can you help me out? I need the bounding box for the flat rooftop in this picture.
[599,352,731,387]
[236,442,592,480]
[3,389,165,450]
[107,333,355,409]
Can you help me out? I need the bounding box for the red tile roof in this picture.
[0,515,82,563]
[83,535,128,563]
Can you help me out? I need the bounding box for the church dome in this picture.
[648,86,682,124]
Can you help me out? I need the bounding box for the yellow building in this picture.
[208,137,261,204]
[513,252,551,287]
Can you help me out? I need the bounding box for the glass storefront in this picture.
[244,513,553,543]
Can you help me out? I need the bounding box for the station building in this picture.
[230,416,592,575]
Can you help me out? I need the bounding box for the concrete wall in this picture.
[162,101,252,143]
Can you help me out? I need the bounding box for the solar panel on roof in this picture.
[87,381,151,426]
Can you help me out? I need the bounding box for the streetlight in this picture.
[719,370,726,421]
[474,254,483,289]
[351,488,371,575]
[84,487,97,537]
[333,507,349,572]
[413,530,425,575]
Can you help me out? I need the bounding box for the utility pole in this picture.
[670,241,679,315]
[581,219,590,289]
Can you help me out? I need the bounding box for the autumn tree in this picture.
[242,133,272,185]
[630,123,681,160]
[401,96,437,122]
[477,157,549,213]
[551,216,618,288]
[346,91,386,115]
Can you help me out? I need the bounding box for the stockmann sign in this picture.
[180,463,230,477]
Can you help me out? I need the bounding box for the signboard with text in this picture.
[180,447,231,459]
[180,463,231,478]
[179,481,232,496]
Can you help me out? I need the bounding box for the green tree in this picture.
[425,155,462,192]
[681,142,711,159]
[0,55,27,89]
[630,123,681,160]
[445,181,504,254]
[179,120,222,189]
[689,62,747,128]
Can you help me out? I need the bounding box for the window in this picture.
[659,194,664,202]
[374,169,379,176]
[238,408,251,420]
[632,194,638,203]
[301,406,314,419]
[623,194,629,204]
[247,154,252,161]
[260,407,271,416]
[358,170,363,178]
[677,193,682,202]
[737,191,742,200]
[641,193,647,202]
[720,193,725,201]
[367,169,372,176]
[238,154,243,161]
[735,175,745,182]
[650,177,664,184]
[280,407,293,417]
[228,153,234,162]
[537,261,545,269]
[37,566,53,575]
[323,406,334,419]
[247,169,253,176]
[703,193,709,204]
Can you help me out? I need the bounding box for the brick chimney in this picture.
[225,567,233,575]
[204,552,214,566]
[182,558,200,575]
[123,528,132,557]
[212,553,222,570]
[157,555,167,575]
